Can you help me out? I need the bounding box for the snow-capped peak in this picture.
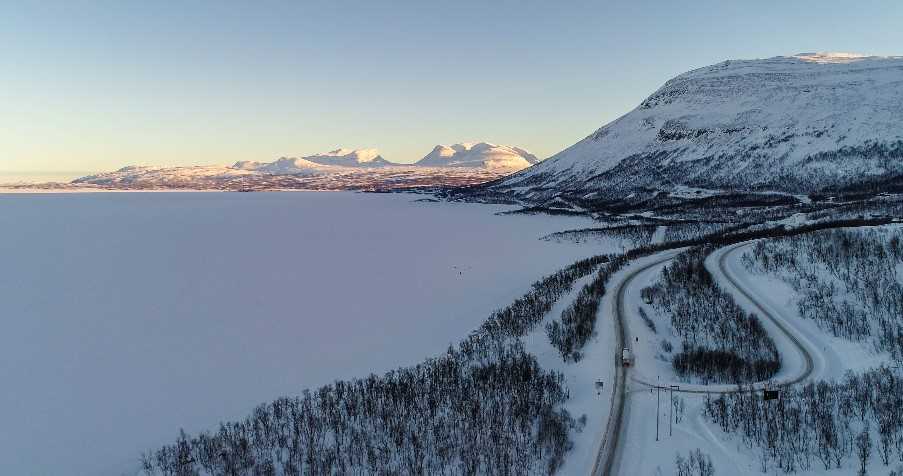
[793,52,871,63]
[301,148,394,167]
[316,148,382,163]
[232,148,394,172]
[247,157,337,175]
[416,142,539,171]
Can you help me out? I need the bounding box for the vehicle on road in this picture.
[621,348,633,367]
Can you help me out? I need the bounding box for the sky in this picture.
[2,0,902,176]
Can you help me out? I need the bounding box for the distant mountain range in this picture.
[8,142,539,192]
[234,148,394,172]
[481,52,903,203]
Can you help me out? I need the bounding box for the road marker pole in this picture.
[669,385,679,436]
[656,377,660,442]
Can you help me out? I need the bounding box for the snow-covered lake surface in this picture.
[0,191,599,475]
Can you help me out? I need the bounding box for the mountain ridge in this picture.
[484,53,903,202]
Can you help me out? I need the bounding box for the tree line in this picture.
[541,225,656,249]
[706,368,903,474]
[675,449,715,476]
[144,343,573,475]
[547,256,628,361]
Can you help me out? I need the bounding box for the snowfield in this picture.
[0,191,602,475]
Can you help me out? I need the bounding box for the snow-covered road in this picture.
[589,249,685,476]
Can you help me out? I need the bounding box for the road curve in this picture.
[591,241,816,476]
[714,241,816,389]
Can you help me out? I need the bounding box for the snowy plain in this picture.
[0,191,602,475]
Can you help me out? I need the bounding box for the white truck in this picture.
[622,348,633,367]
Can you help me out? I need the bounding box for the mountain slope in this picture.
[488,53,903,201]
[416,142,539,171]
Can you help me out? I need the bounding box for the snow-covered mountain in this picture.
[233,157,338,175]
[416,142,539,172]
[69,156,507,192]
[73,165,263,187]
[488,53,903,201]
[299,148,395,167]
[60,143,541,192]
[233,148,394,173]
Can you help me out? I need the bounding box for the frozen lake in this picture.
[0,191,597,475]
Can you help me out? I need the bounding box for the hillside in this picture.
[486,53,903,202]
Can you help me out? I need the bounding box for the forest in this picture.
[144,343,573,475]
[674,449,715,476]
[546,255,628,361]
[643,247,781,383]
[540,224,656,248]
[742,226,903,360]
[706,368,903,474]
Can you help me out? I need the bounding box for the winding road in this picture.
[591,240,816,476]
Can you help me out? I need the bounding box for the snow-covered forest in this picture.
[145,344,572,475]
[742,227,903,360]
[699,225,903,474]
[642,247,780,383]
[706,368,903,474]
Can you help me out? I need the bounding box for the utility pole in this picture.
[670,385,679,436]
[656,380,660,442]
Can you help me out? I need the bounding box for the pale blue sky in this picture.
[2,0,901,175]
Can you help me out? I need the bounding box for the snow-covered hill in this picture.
[74,165,265,187]
[235,148,395,171]
[304,148,394,167]
[232,148,393,174]
[232,157,338,175]
[416,142,539,171]
[489,53,903,201]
